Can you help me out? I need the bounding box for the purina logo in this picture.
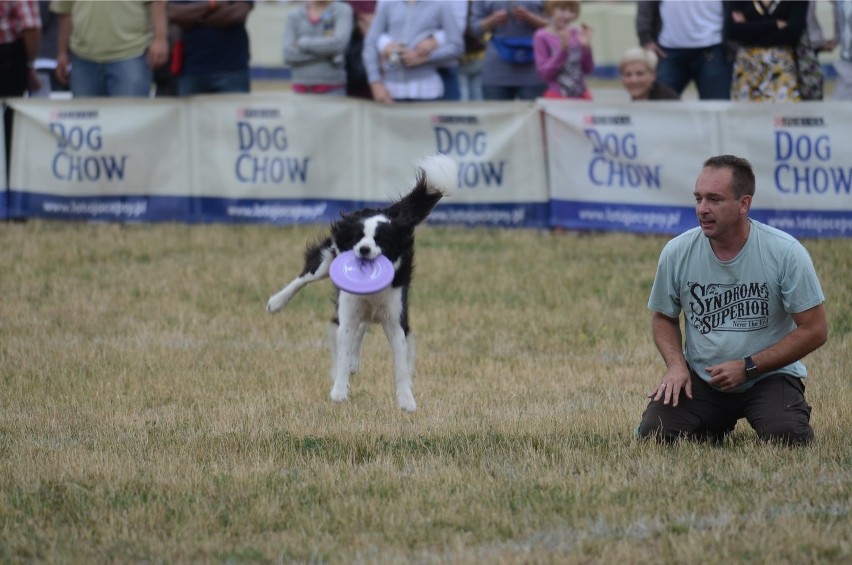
[431,115,480,125]
[236,108,280,119]
[774,116,825,127]
[583,115,632,126]
[49,110,99,120]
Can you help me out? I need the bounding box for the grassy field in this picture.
[1,221,850,563]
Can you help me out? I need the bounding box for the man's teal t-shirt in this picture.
[648,219,825,391]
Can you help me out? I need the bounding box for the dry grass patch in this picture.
[1,221,849,563]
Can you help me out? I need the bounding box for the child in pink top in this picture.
[533,0,593,99]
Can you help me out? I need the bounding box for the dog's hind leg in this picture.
[348,323,368,375]
[382,321,416,412]
[267,239,335,313]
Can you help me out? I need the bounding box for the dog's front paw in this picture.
[397,389,416,412]
[330,382,349,403]
[266,291,290,313]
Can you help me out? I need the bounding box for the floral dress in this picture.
[726,0,809,102]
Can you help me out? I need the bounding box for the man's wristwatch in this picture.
[744,355,759,381]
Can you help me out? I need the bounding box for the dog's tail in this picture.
[418,153,458,198]
[389,154,458,227]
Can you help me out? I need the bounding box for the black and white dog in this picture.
[266,154,458,411]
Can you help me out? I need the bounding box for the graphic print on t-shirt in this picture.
[687,282,769,335]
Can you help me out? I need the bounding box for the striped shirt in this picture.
[0,0,41,45]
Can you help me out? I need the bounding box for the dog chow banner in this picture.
[360,101,550,229]
[188,93,363,224]
[5,97,852,236]
[542,100,723,235]
[7,99,191,222]
[719,103,852,238]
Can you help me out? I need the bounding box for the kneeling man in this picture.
[638,155,827,446]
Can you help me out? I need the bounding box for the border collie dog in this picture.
[266,154,458,411]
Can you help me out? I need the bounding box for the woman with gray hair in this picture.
[619,46,679,100]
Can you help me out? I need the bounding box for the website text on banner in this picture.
[542,100,852,238]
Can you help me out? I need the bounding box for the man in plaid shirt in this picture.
[1,0,41,184]
[1,0,42,97]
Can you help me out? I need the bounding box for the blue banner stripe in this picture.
[550,200,852,238]
[550,200,693,235]
[7,193,551,229]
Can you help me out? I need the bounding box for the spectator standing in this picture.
[1,0,41,98]
[152,20,182,97]
[438,0,467,100]
[793,0,831,101]
[458,0,485,101]
[726,0,808,102]
[1,0,41,184]
[833,0,852,100]
[51,0,168,97]
[533,0,593,100]
[344,0,376,99]
[362,0,463,104]
[31,0,60,97]
[283,0,352,97]
[637,155,827,446]
[471,0,547,101]
[636,0,733,100]
[619,46,679,100]
[166,0,253,95]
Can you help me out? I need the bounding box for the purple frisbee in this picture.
[329,250,394,295]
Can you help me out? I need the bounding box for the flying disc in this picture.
[329,250,394,294]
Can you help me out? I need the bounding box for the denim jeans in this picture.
[70,53,152,97]
[459,58,484,101]
[438,67,461,101]
[655,43,733,100]
[178,70,250,96]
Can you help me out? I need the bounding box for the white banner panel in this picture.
[188,93,362,224]
[720,103,852,237]
[8,98,190,221]
[360,101,549,228]
[542,100,723,234]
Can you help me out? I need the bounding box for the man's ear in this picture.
[740,194,752,214]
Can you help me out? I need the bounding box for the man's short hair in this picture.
[703,155,756,199]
